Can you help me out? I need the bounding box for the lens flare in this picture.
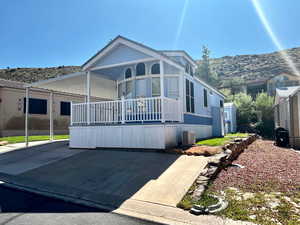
[251,0,300,76]
[173,0,190,49]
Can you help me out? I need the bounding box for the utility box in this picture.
[182,131,196,146]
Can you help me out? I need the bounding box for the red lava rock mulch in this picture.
[212,139,300,192]
[166,145,223,156]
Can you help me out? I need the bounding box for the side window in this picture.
[204,89,208,107]
[185,64,189,74]
[136,63,146,76]
[220,100,224,108]
[151,63,160,74]
[185,79,195,113]
[186,80,190,112]
[24,98,47,115]
[125,68,132,79]
[190,65,194,76]
[60,101,71,116]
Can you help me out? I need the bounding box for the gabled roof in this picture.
[0,78,26,89]
[81,35,192,71]
[159,50,197,67]
[276,86,300,98]
[274,86,300,105]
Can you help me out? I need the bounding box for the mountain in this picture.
[0,66,81,83]
[1,47,300,85]
[198,47,300,84]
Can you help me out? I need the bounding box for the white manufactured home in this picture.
[26,36,225,149]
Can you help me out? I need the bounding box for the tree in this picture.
[233,93,256,132]
[196,46,219,87]
[254,92,274,137]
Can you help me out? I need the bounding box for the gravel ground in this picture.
[212,139,300,192]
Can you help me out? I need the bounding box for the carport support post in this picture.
[160,60,165,123]
[49,91,54,141]
[86,71,91,125]
[25,87,29,147]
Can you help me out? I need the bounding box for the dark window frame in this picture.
[151,63,160,74]
[60,101,71,116]
[125,68,132,79]
[220,100,224,108]
[185,79,195,113]
[23,98,47,115]
[204,89,208,107]
[136,63,146,76]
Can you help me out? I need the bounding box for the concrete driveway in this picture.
[0,142,208,209]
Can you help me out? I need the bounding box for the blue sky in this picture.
[0,0,299,68]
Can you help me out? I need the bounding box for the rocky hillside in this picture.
[0,66,81,83]
[198,47,300,83]
[1,47,300,85]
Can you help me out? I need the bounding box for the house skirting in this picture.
[69,124,212,149]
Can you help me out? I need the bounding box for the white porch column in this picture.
[160,60,165,123]
[179,69,185,122]
[86,71,91,125]
[49,91,54,141]
[25,87,29,147]
[121,96,125,124]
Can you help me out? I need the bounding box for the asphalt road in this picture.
[0,185,163,225]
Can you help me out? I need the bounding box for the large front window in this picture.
[125,80,133,98]
[136,79,147,97]
[166,77,179,99]
[151,77,160,97]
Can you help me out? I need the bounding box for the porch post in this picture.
[160,60,165,123]
[121,96,125,124]
[86,71,91,125]
[49,91,54,141]
[25,87,29,147]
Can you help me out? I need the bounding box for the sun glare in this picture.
[173,0,190,49]
[251,0,300,76]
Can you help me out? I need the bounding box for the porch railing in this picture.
[71,97,181,125]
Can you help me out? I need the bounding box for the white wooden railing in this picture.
[71,97,181,125]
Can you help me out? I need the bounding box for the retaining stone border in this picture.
[188,134,259,213]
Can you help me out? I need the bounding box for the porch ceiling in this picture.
[27,72,117,99]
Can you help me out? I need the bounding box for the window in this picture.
[60,101,71,116]
[151,63,160,74]
[152,77,160,97]
[125,80,133,98]
[185,79,195,113]
[190,65,194,76]
[23,98,47,115]
[185,63,190,74]
[136,63,146,76]
[166,77,179,99]
[203,89,208,107]
[220,100,224,108]
[136,79,147,97]
[125,68,132,79]
[118,82,124,98]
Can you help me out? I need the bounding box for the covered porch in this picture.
[25,36,187,149]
